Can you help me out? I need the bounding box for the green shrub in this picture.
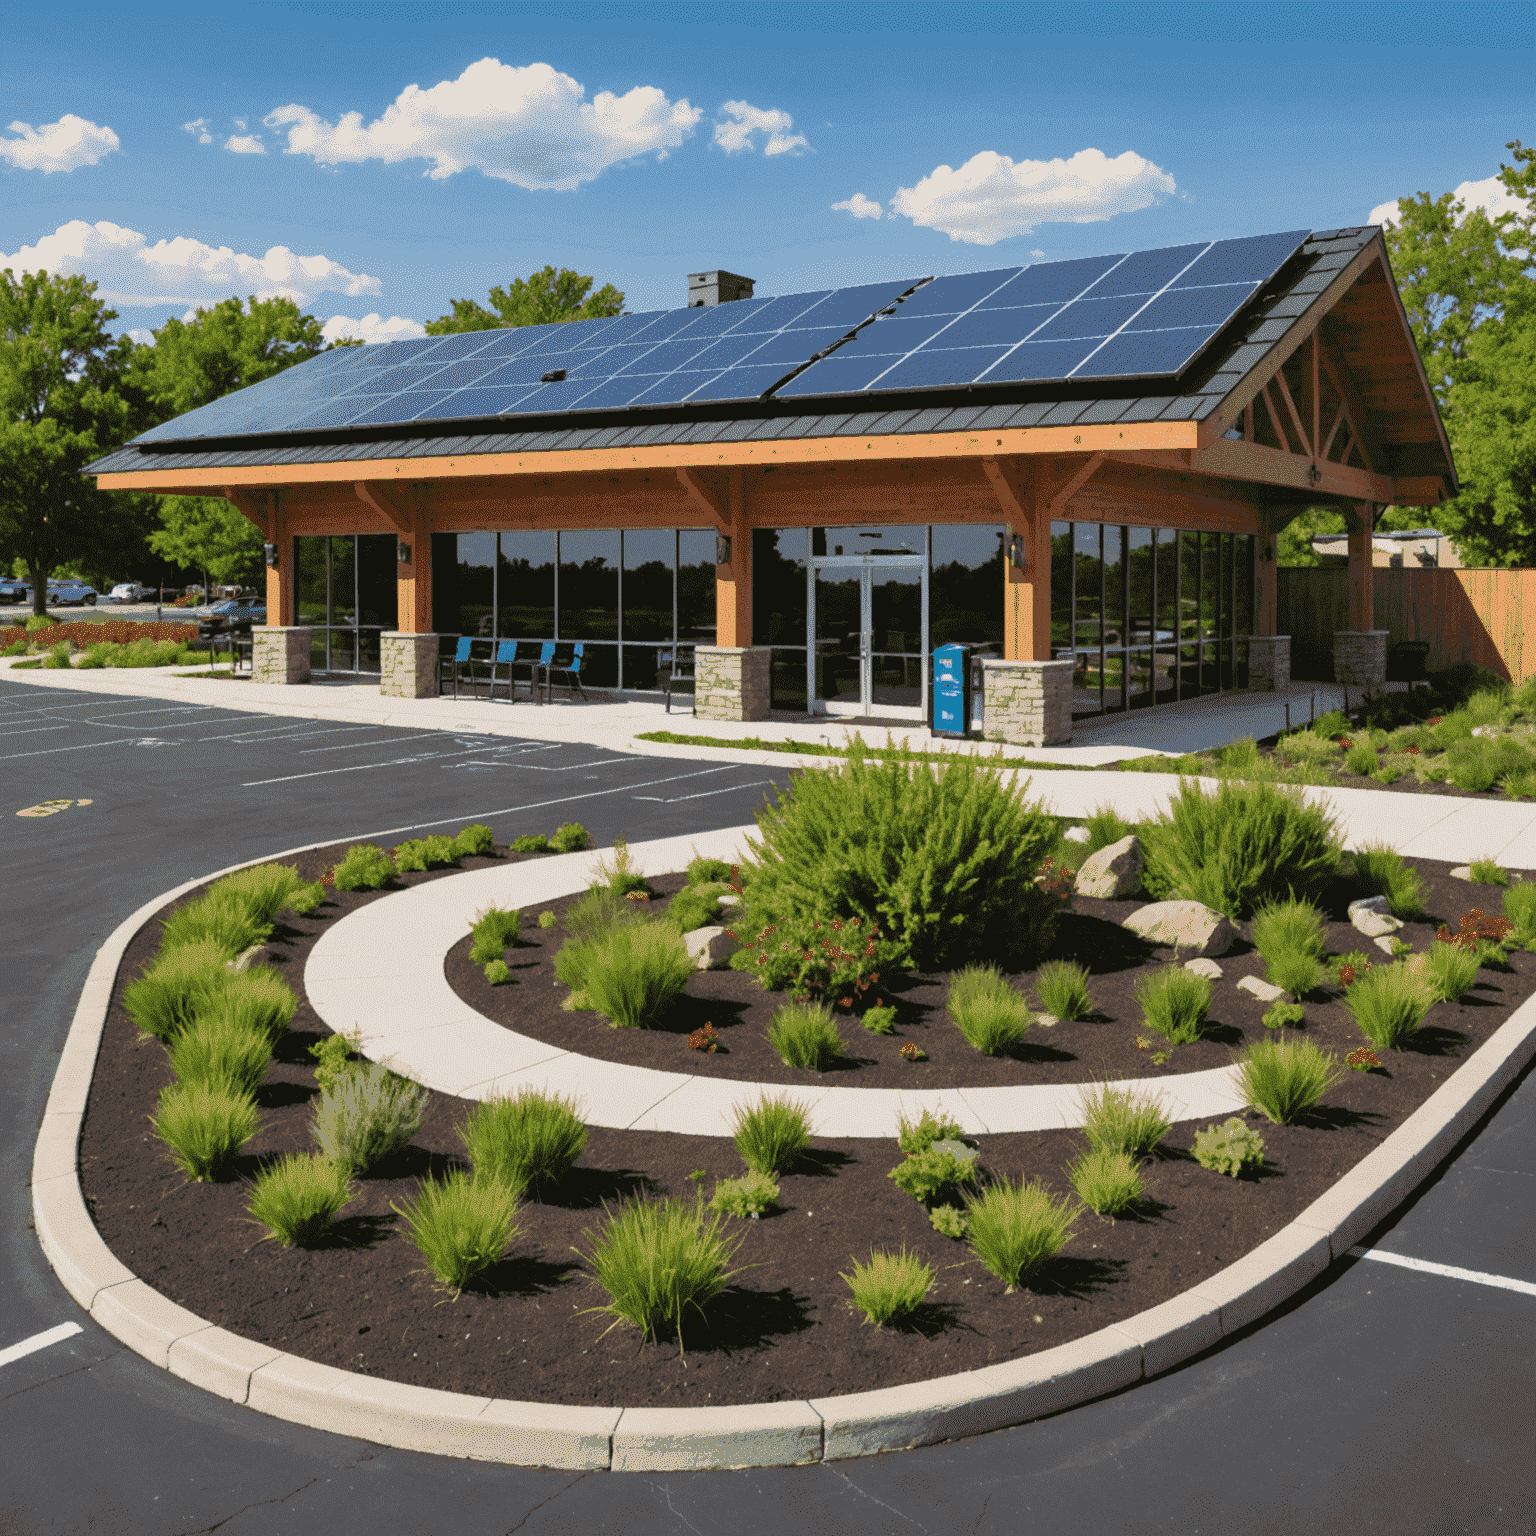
[1067,1148,1144,1216]
[332,843,395,891]
[457,1087,587,1195]
[1034,959,1091,1021]
[1267,949,1325,999]
[580,1195,744,1350]
[451,823,495,858]
[393,835,459,874]
[929,1205,967,1239]
[1344,743,1379,775]
[310,1060,428,1175]
[247,1153,354,1247]
[1262,999,1307,1030]
[24,612,58,631]
[766,1000,845,1070]
[1421,941,1481,1003]
[731,1092,812,1175]
[666,884,724,935]
[1468,856,1508,886]
[861,1003,897,1034]
[1503,883,1536,946]
[166,1010,272,1096]
[550,821,589,852]
[537,909,557,929]
[484,958,511,985]
[709,1170,779,1218]
[159,891,269,961]
[687,855,734,886]
[1343,962,1433,1049]
[213,967,298,1042]
[511,834,551,853]
[1501,769,1536,801]
[1140,779,1343,918]
[1236,1037,1343,1123]
[42,644,71,668]
[308,1029,361,1093]
[738,744,1061,974]
[123,940,236,1042]
[947,965,1032,1055]
[1351,842,1428,918]
[1444,736,1532,792]
[1,638,26,656]
[964,1176,1079,1292]
[152,1081,258,1181]
[888,1140,979,1203]
[1192,1117,1266,1177]
[1075,1079,1171,1159]
[209,863,313,927]
[897,1107,964,1156]
[287,881,325,916]
[581,918,693,1029]
[393,1172,521,1297]
[469,906,524,965]
[1250,898,1326,963]
[1080,804,1134,855]
[1135,965,1212,1045]
[842,1248,933,1326]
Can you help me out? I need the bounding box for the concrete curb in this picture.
[33,843,1536,1471]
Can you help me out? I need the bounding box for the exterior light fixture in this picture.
[398,541,412,565]
[263,541,279,569]
[1008,534,1027,571]
[715,533,732,565]
[1307,462,1323,488]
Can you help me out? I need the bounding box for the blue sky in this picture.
[2,0,1530,345]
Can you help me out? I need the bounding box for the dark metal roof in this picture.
[87,228,1396,478]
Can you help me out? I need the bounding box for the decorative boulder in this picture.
[1063,826,1092,844]
[1185,958,1224,979]
[1076,834,1144,899]
[685,925,739,970]
[1237,974,1287,1002]
[1122,900,1237,958]
[1348,895,1403,938]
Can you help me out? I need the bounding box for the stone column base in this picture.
[980,659,1073,747]
[252,626,312,685]
[1333,630,1388,690]
[695,646,771,721]
[1246,634,1291,692]
[381,632,441,699]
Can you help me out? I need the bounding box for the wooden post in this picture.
[1255,520,1279,636]
[1347,502,1375,630]
[265,490,294,626]
[714,468,751,648]
[985,457,1051,662]
[395,490,432,633]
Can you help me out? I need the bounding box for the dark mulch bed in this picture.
[77,839,1531,1410]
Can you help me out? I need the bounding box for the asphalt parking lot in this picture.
[1,676,1531,1534]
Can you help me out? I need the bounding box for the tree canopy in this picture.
[426,264,625,334]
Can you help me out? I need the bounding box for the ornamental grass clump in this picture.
[580,1194,745,1351]
[332,843,395,891]
[1067,1148,1144,1217]
[1503,882,1536,947]
[1235,1037,1343,1124]
[964,1176,1079,1292]
[450,823,495,858]
[1192,1117,1266,1177]
[209,863,316,927]
[166,1011,272,1096]
[947,965,1033,1055]
[393,1172,521,1297]
[159,891,269,961]
[580,918,693,1029]
[1140,778,1343,919]
[1468,856,1508,886]
[1135,965,1213,1045]
[731,1092,812,1175]
[766,1000,845,1070]
[457,1087,586,1196]
[152,1081,258,1181]
[469,906,524,965]
[246,1153,354,1247]
[666,883,726,935]
[1034,959,1091,1021]
[1250,897,1328,998]
[310,1061,428,1176]
[1351,842,1428,919]
[738,743,1061,976]
[1422,940,1481,1003]
[1342,962,1433,1049]
[842,1248,933,1326]
[123,940,236,1043]
[686,855,733,886]
[213,967,298,1043]
[1075,1079,1172,1159]
[392,834,459,873]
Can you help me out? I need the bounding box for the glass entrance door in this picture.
[812,556,927,719]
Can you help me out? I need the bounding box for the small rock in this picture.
[1122,900,1237,958]
[1036,1012,1059,1028]
[1076,834,1144,900]
[684,925,739,970]
[1472,725,1496,738]
[1348,896,1403,938]
[228,944,265,974]
[1449,866,1474,881]
[1237,974,1287,1002]
[716,891,743,911]
[1373,935,1402,956]
[1063,826,1092,844]
[1185,958,1224,979]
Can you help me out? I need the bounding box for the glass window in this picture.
[295,536,328,627]
[1102,524,1126,712]
[453,532,495,638]
[357,535,397,632]
[1154,528,1179,702]
[677,529,716,645]
[930,525,1003,650]
[329,534,356,628]
[814,525,925,558]
[557,531,618,641]
[752,529,808,647]
[622,530,675,643]
[1050,520,1073,663]
[1073,522,1103,717]
[497,531,554,640]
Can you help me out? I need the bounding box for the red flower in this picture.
[688,1022,720,1053]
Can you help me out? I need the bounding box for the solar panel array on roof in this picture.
[775,230,1310,398]
[132,278,923,446]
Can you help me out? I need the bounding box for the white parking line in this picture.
[0,1321,84,1369]
[297,734,452,755]
[0,724,71,740]
[0,738,134,763]
[1348,1246,1536,1296]
[633,779,775,803]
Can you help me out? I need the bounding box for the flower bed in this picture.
[1,620,198,649]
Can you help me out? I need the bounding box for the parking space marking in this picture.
[633,780,776,803]
[0,738,136,763]
[1348,1246,1536,1296]
[0,1322,83,1370]
[296,734,458,756]
[0,724,71,740]
[449,755,629,773]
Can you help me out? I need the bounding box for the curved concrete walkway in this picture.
[306,825,1249,1136]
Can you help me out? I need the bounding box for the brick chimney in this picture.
[687,270,756,308]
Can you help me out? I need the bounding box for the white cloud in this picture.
[831,192,882,221]
[126,327,156,346]
[183,117,214,145]
[1030,248,1046,258]
[714,100,808,157]
[322,312,425,345]
[226,134,266,155]
[0,115,119,173]
[1,220,382,307]
[891,147,1177,245]
[1370,173,1531,229]
[265,57,702,191]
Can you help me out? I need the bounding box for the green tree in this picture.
[426,265,625,334]
[0,268,135,614]
[147,495,264,593]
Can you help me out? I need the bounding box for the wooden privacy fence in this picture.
[1278,567,1536,685]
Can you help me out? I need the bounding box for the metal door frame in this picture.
[808,552,928,719]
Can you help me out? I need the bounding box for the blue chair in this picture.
[545,642,588,702]
[657,646,695,714]
[487,639,519,702]
[438,636,472,697]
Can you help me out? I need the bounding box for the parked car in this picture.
[196,599,267,636]
[0,577,28,604]
[48,580,98,606]
[105,582,145,603]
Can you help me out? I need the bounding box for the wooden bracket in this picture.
[675,468,729,529]
[1272,367,1313,458]
[981,456,1029,522]
[222,487,270,539]
[353,480,412,534]
[1046,453,1105,520]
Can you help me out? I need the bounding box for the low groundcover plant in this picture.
[311,1060,428,1176]
[1192,1117,1266,1177]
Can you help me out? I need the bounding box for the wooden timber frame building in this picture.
[89,227,1456,745]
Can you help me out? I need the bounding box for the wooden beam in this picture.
[1260,382,1294,454]
[1046,452,1106,519]
[1392,475,1450,507]
[1190,437,1393,504]
[981,456,1028,522]
[1310,331,1321,462]
[674,467,729,528]
[1272,366,1313,459]
[353,480,412,534]
[1317,321,1378,473]
[1321,403,1348,463]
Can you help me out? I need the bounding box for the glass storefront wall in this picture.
[295,533,398,674]
[1051,521,1253,719]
